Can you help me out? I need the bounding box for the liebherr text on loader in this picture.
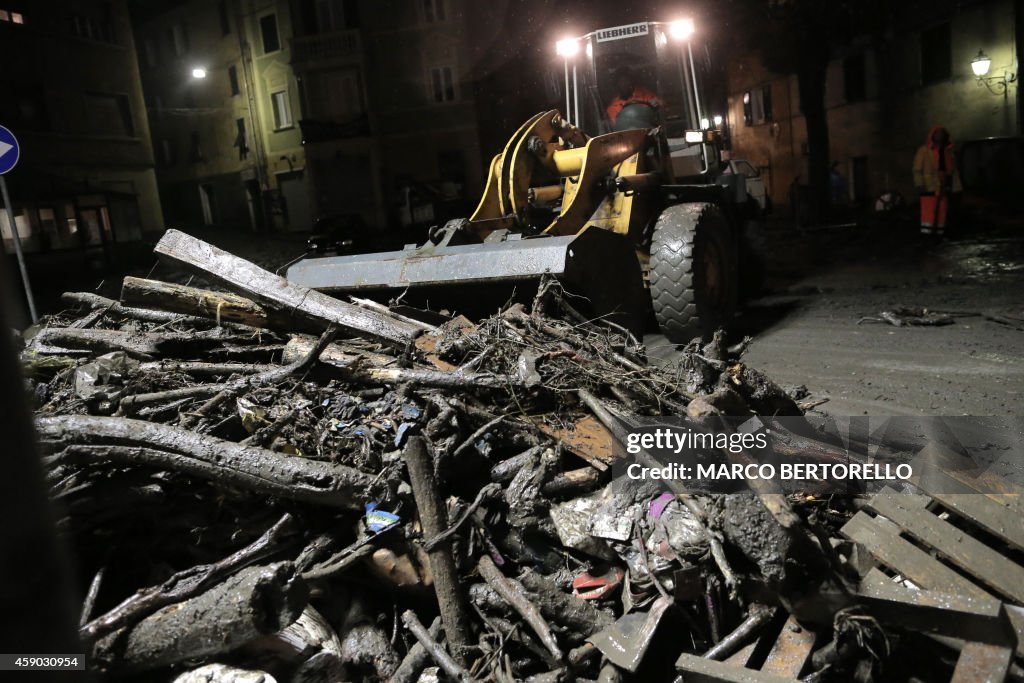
[287,19,766,343]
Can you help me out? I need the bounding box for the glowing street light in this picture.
[971,50,992,77]
[669,18,695,41]
[191,67,208,79]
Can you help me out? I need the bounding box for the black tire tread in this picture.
[650,202,735,343]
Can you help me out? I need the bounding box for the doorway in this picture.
[277,171,311,232]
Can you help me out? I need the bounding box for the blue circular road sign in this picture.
[0,125,20,175]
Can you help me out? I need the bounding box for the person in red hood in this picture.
[913,124,962,236]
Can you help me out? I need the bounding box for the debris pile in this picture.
[20,231,1022,682]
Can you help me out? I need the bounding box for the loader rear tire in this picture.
[650,203,737,344]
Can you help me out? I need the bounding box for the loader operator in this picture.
[606,67,661,127]
[913,124,962,236]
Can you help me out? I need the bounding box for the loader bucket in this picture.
[286,228,650,337]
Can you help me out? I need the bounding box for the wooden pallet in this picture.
[840,445,1024,681]
[675,613,818,682]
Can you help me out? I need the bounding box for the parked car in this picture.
[722,158,770,214]
[306,214,373,255]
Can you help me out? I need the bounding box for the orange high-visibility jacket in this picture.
[606,87,661,124]
[913,124,962,194]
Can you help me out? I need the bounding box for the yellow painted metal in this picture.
[497,111,548,216]
[543,128,650,237]
[588,151,642,236]
[528,185,564,203]
[508,111,563,217]
[470,153,505,222]
[552,148,587,176]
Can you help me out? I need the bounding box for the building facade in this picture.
[290,0,485,229]
[134,0,308,232]
[0,0,162,255]
[724,0,1021,213]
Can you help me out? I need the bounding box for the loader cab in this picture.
[556,20,722,182]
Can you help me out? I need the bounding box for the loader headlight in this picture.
[685,130,704,144]
[556,38,580,57]
[669,18,695,41]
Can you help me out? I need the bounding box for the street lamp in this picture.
[555,37,581,125]
[971,50,992,77]
[191,66,208,79]
[971,49,1017,98]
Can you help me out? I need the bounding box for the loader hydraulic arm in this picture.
[468,110,651,240]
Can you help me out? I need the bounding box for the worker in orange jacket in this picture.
[606,67,661,127]
[913,124,962,236]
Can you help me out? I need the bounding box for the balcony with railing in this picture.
[291,30,362,64]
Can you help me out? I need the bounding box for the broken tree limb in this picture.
[62,290,219,328]
[29,327,251,361]
[153,230,422,345]
[82,513,295,641]
[478,554,563,662]
[402,436,472,663]
[285,334,515,389]
[390,616,442,683]
[179,325,338,429]
[29,328,164,360]
[400,610,473,683]
[138,360,276,376]
[121,276,288,331]
[518,568,614,637]
[35,415,388,509]
[283,334,403,369]
[119,384,227,413]
[91,562,307,672]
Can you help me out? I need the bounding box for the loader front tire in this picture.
[650,203,737,344]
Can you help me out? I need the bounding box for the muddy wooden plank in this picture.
[760,615,815,678]
[917,473,1024,552]
[153,230,422,346]
[866,488,1024,604]
[862,568,1024,658]
[912,444,1024,506]
[534,415,616,471]
[675,653,796,683]
[841,512,990,600]
[950,642,1013,683]
[857,576,1014,647]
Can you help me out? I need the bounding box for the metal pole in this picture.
[678,46,698,129]
[686,40,704,124]
[564,59,571,123]
[0,175,37,324]
[572,62,580,128]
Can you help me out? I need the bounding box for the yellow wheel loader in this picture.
[287,21,764,343]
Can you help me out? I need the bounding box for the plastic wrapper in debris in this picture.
[73,351,138,402]
[363,502,400,534]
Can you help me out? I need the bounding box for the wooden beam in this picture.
[153,230,422,346]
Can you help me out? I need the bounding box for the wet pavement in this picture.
[649,219,1024,416]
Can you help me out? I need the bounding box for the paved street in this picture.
[649,220,1024,416]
